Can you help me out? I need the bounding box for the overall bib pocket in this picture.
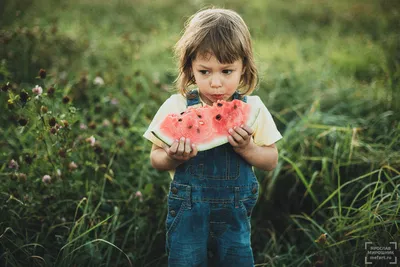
[189,144,240,180]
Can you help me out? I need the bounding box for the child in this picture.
[143,8,282,267]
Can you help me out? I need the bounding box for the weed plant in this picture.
[0,0,399,266]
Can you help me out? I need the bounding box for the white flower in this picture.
[102,119,110,127]
[32,85,43,95]
[69,161,78,171]
[135,191,143,202]
[42,175,51,183]
[93,76,105,86]
[85,135,96,146]
[8,159,19,170]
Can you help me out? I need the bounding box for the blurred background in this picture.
[1,0,399,266]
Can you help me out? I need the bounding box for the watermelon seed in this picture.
[217,103,223,107]
[180,112,185,115]
[178,119,182,122]
[188,125,193,129]
[197,115,202,118]
[233,104,237,109]
[216,114,221,120]
[199,121,204,125]
[197,129,200,133]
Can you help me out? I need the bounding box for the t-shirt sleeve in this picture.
[143,94,186,147]
[252,96,282,146]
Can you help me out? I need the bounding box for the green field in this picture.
[1,0,399,266]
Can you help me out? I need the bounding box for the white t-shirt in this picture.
[143,93,282,177]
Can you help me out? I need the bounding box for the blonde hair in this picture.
[174,8,258,97]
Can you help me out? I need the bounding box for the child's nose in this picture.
[210,75,222,88]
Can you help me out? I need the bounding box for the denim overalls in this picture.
[166,90,259,267]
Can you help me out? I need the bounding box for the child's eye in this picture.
[223,70,233,75]
[199,70,210,75]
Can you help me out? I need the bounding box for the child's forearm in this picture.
[150,148,185,171]
[234,142,278,171]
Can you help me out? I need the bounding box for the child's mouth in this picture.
[212,94,224,99]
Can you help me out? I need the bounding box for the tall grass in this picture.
[1,0,399,266]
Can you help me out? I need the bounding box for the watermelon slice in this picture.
[151,99,260,151]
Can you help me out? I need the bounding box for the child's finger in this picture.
[161,142,169,152]
[190,143,198,156]
[233,127,249,139]
[227,135,239,147]
[177,137,185,155]
[183,138,192,157]
[168,140,179,154]
[240,124,253,135]
[229,128,243,142]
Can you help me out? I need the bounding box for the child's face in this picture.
[192,53,244,105]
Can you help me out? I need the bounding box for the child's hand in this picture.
[162,137,198,162]
[228,124,254,152]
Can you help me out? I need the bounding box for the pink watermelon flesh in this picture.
[151,99,260,151]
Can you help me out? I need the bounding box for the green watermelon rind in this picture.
[151,107,261,152]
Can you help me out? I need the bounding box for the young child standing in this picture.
[143,8,282,267]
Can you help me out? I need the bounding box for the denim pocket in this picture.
[239,196,258,232]
[166,196,185,235]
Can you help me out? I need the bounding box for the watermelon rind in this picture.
[151,107,261,152]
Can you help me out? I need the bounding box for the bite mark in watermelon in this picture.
[151,99,260,151]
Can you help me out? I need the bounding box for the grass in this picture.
[1,0,399,266]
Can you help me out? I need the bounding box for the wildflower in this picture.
[18,173,27,181]
[47,86,55,97]
[32,85,43,95]
[80,123,87,130]
[315,233,328,245]
[88,121,96,129]
[58,148,66,158]
[24,154,35,164]
[8,159,19,170]
[135,191,143,202]
[61,120,69,127]
[111,98,119,105]
[117,139,125,148]
[102,119,110,127]
[93,76,105,86]
[50,127,57,134]
[18,118,28,126]
[42,175,51,183]
[19,91,29,103]
[1,83,10,92]
[69,161,78,171]
[62,96,70,104]
[39,69,46,79]
[94,143,103,154]
[112,118,119,127]
[85,135,96,146]
[49,117,56,126]
[41,105,48,113]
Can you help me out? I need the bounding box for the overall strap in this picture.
[232,91,247,103]
[186,90,201,107]
[186,89,247,107]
